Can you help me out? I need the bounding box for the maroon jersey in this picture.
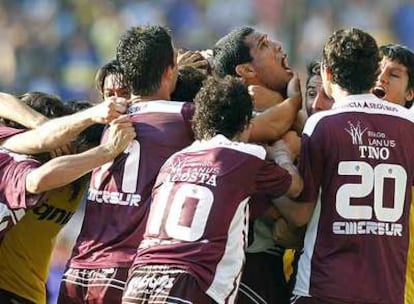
[69,100,194,268]
[133,134,292,303]
[294,94,414,304]
[0,126,42,237]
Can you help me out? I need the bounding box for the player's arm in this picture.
[248,74,302,142]
[25,116,135,194]
[0,92,47,128]
[1,97,127,155]
[267,131,303,198]
[272,126,322,227]
[272,196,315,227]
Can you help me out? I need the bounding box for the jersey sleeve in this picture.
[181,102,195,138]
[3,159,43,209]
[297,124,325,202]
[0,127,25,140]
[254,160,292,198]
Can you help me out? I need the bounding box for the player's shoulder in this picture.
[182,135,267,160]
[304,94,414,136]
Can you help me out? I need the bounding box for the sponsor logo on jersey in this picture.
[32,202,74,225]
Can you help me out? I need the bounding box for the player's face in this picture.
[244,31,293,93]
[373,57,413,106]
[306,74,322,116]
[103,74,130,100]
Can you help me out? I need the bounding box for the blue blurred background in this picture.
[0,0,412,103]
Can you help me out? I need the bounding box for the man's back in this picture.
[133,134,292,303]
[69,100,194,269]
[295,94,414,304]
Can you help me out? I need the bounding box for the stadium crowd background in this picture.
[0,0,413,303]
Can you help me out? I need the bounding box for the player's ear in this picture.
[236,63,255,79]
[404,87,414,104]
[321,64,332,82]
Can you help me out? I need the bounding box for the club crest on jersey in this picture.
[345,121,367,145]
[344,120,396,161]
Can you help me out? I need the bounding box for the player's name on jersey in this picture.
[87,188,141,207]
[167,170,218,187]
[333,221,402,236]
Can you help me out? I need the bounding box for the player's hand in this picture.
[104,115,136,157]
[286,72,302,99]
[177,50,209,71]
[92,97,128,124]
[273,217,305,250]
[248,85,284,111]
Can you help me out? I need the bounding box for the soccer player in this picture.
[306,61,335,116]
[122,75,302,304]
[213,26,301,304]
[274,28,414,304]
[95,59,131,100]
[59,25,194,303]
[372,43,414,109]
[213,26,301,142]
[171,66,207,102]
[0,95,106,304]
[0,92,132,237]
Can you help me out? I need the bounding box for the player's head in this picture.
[321,28,380,97]
[192,75,253,141]
[213,26,293,93]
[4,92,68,129]
[3,92,68,163]
[116,25,177,97]
[305,60,322,116]
[372,44,414,108]
[95,59,130,100]
[65,100,104,152]
[171,66,207,102]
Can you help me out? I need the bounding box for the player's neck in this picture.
[129,91,170,103]
[330,84,352,101]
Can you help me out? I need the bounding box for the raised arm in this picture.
[0,92,47,129]
[1,97,127,155]
[249,75,302,142]
[25,115,135,194]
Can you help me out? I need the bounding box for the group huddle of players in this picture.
[0,23,413,304]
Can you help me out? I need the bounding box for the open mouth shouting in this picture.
[372,85,386,99]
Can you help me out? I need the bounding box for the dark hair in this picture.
[65,100,105,201]
[213,26,254,77]
[4,92,68,129]
[94,60,126,96]
[192,75,253,140]
[116,25,174,96]
[65,100,104,148]
[171,67,207,102]
[380,44,414,90]
[1,93,86,200]
[322,28,380,94]
[306,60,321,87]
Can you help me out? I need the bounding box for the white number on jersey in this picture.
[147,182,214,241]
[336,161,406,222]
[93,139,141,193]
